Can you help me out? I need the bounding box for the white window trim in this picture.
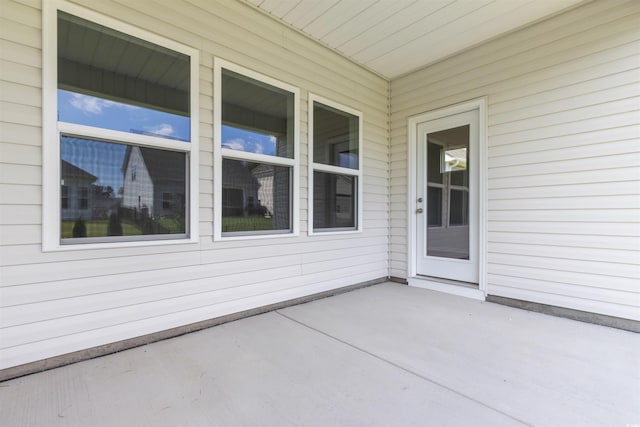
[213,58,300,241]
[308,94,363,235]
[42,0,199,251]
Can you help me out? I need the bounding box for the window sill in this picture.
[215,231,299,242]
[42,236,199,252]
[308,229,362,236]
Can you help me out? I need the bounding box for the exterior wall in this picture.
[390,0,640,320]
[0,0,389,369]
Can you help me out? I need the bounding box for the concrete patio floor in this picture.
[1,282,639,426]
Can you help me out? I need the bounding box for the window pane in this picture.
[313,102,359,169]
[61,136,186,240]
[222,159,291,233]
[222,69,294,158]
[57,12,190,141]
[313,172,356,230]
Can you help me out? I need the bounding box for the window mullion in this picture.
[220,148,295,167]
[58,122,192,152]
[312,162,359,176]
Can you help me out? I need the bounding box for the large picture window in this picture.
[43,1,199,249]
[214,59,299,239]
[309,95,363,234]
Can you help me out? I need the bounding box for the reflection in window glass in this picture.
[221,125,278,156]
[57,11,190,141]
[58,90,190,142]
[450,169,469,187]
[222,69,294,158]
[449,189,468,226]
[443,147,467,172]
[313,172,356,229]
[222,159,291,233]
[60,136,186,240]
[427,186,442,227]
[61,185,69,209]
[427,142,443,184]
[79,187,89,209]
[313,102,359,169]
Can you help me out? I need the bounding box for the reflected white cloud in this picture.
[223,138,246,151]
[59,89,190,142]
[69,93,107,114]
[69,93,135,115]
[145,123,175,136]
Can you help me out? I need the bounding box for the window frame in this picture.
[213,58,300,241]
[42,0,199,251]
[308,94,363,235]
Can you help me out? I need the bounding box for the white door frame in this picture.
[407,98,488,300]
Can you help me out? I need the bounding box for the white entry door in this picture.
[415,109,479,284]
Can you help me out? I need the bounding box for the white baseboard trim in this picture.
[408,277,486,301]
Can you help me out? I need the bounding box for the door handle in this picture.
[416,208,423,213]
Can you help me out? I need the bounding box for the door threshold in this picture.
[408,276,485,301]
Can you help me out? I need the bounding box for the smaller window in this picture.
[214,59,299,239]
[309,95,362,234]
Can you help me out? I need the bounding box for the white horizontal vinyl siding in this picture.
[0,0,389,369]
[390,0,640,320]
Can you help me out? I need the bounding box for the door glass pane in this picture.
[426,125,470,260]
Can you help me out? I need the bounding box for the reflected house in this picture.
[121,146,185,219]
[252,163,274,216]
[222,159,260,217]
[61,160,97,220]
[334,174,355,224]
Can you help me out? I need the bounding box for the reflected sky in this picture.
[58,90,281,190]
[58,89,190,142]
[222,125,277,156]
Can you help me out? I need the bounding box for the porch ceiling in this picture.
[241,0,586,79]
